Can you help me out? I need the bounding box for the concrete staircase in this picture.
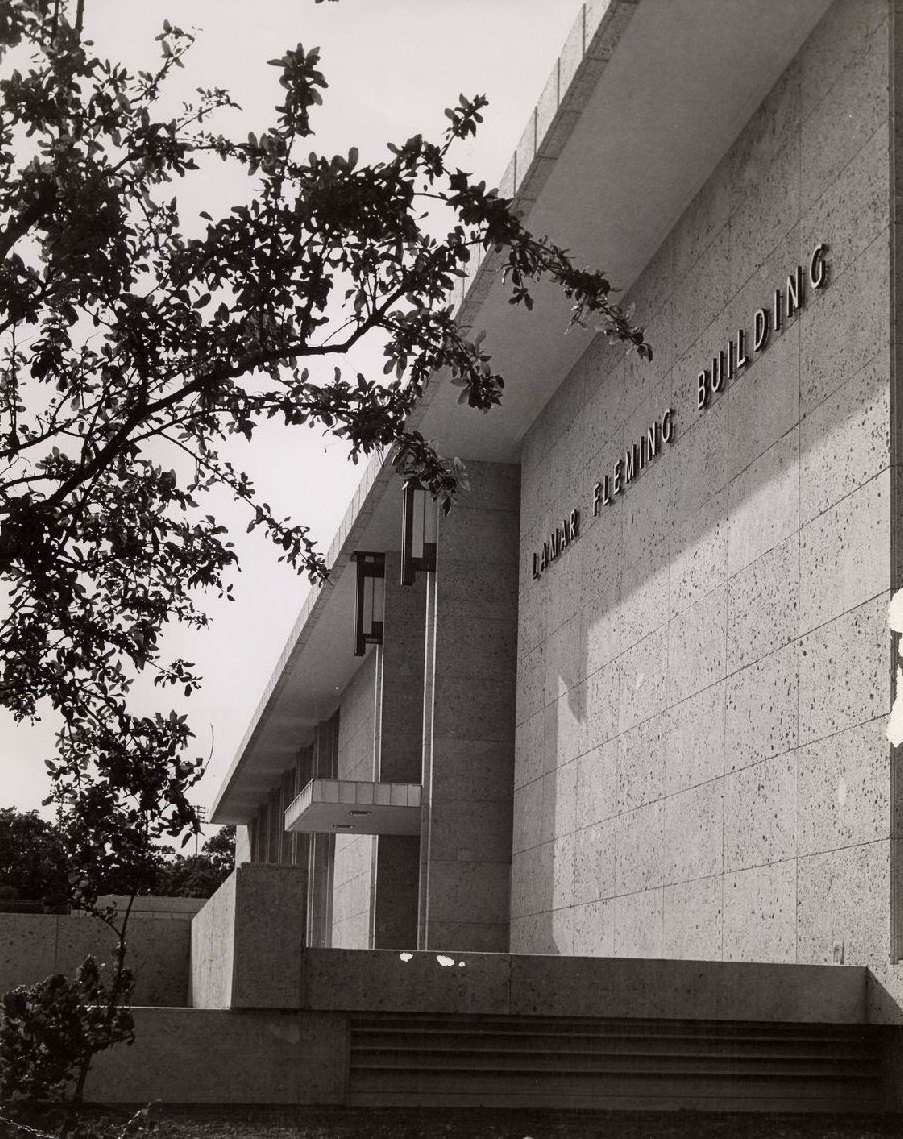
[348,1013,885,1111]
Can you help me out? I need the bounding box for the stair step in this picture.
[351,1039,875,1058]
[350,1022,872,1043]
[350,1058,880,1079]
[351,1051,877,1072]
[346,1013,883,1111]
[347,1090,883,1113]
[350,1069,881,1098]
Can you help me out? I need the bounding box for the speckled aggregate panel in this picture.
[512,0,894,968]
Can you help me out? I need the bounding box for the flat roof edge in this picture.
[407,0,640,436]
[210,449,393,822]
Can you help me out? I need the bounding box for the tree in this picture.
[0,808,234,901]
[0,955,135,1107]
[0,0,651,1107]
[0,807,67,905]
[0,811,231,1111]
[0,0,649,860]
[151,826,235,897]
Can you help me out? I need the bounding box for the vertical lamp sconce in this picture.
[400,479,437,586]
[351,552,386,657]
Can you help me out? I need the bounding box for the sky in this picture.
[0,0,583,823]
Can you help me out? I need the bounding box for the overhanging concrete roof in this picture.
[212,0,835,824]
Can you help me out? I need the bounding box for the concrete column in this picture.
[380,552,427,783]
[266,787,281,863]
[292,747,313,869]
[307,714,339,947]
[279,768,295,865]
[418,462,519,951]
[372,553,425,949]
[234,825,251,866]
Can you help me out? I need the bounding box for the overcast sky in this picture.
[0,0,582,823]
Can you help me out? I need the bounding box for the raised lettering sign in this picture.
[697,242,828,411]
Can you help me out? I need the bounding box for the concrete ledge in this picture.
[87,1008,347,1104]
[299,949,868,1024]
[86,895,205,921]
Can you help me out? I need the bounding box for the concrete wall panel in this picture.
[0,910,190,1007]
[88,1008,347,1105]
[190,871,236,1009]
[512,0,894,966]
[191,864,307,1009]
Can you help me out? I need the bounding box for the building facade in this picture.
[212,0,903,1021]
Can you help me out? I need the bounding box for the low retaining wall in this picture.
[87,1007,346,1104]
[0,909,190,1006]
[78,954,894,1109]
[299,949,869,1024]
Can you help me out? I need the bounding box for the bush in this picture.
[0,956,134,1103]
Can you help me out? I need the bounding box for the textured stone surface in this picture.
[799,357,890,524]
[616,801,664,894]
[727,431,800,577]
[723,754,797,873]
[798,592,891,745]
[667,586,727,706]
[617,629,667,733]
[797,840,890,965]
[801,117,889,283]
[796,717,890,856]
[664,782,723,885]
[575,739,618,828]
[665,682,725,795]
[727,533,799,672]
[800,11,889,210]
[571,898,615,956]
[799,470,889,633]
[617,714,665,812]
[663,876,723,961]
[510,0,894,971]
[725,642,799,773]
[573,818,617,905]
[229,864,308,1008]
[723,861,797,963]
[613,888,664,958]
[799,234,889,415]
[668,488,728,619]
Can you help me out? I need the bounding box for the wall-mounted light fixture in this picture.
[351,551,385,656]
[400,480,437,586]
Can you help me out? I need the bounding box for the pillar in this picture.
[418,462,519,951]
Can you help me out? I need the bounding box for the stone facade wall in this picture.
[331,651,378,948]
[513,0,894,966]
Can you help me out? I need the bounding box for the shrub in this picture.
[0,956,134,1103]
